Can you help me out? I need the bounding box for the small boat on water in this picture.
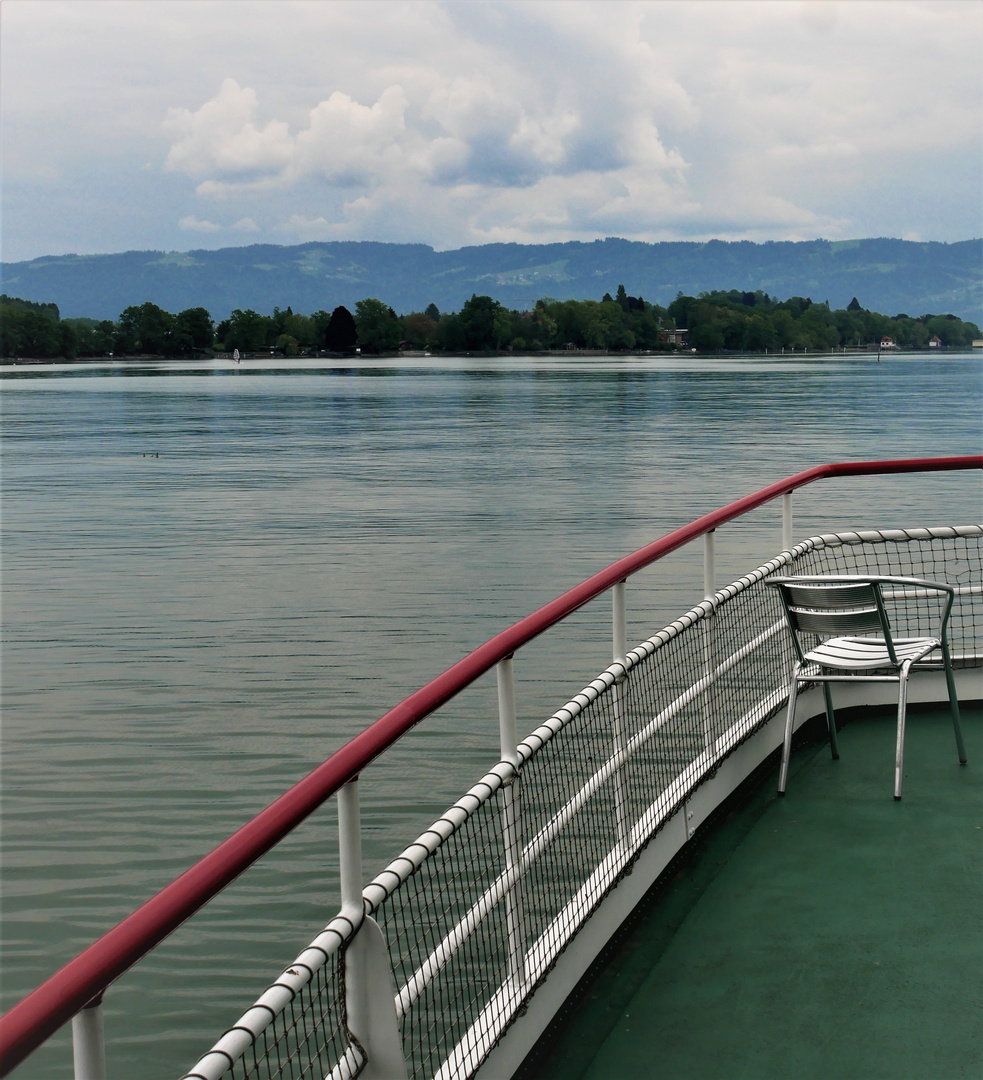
[1,455,980,1079]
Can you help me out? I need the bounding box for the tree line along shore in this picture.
[2,287,980,360]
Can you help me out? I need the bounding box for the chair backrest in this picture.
[769,578,896,663]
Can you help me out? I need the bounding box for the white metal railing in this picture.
[4,459,978,1080]
[180,524,982,1080]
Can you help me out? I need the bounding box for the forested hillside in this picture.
[2,237,980,325]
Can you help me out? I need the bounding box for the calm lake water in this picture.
[2,352,981,1077]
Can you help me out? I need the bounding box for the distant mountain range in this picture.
[2,237,980,324]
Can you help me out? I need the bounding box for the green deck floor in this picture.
[523,705,982,1080]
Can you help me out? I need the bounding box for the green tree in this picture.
[269,306,294,341]
[68,318,115,357]
[325,306,357,351]
[745,314,778,352]
[437,313,466,352]
[70,320,98,357]
[310,309,332,349]
[530,301,559,349]
[800,303,839,350]
[175,307,214,352]
[771,310,795,348]
[224,309,272,352]
[909,320,930,348]
[689,320,724,352]
[402,311,438,349]
[354,298,400,353]
[0,296,62,357]
[117,302,175,354]
[284,312,315,347]
[458,294,504,350]
[276,333,300,356]
[630,306,663,349]
[576,302,607,349]
[59,320,78,359]
[667,293,697,330]
[925,314,966,346]
[492,309,513,349]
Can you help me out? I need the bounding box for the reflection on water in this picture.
[1,352,980,1076]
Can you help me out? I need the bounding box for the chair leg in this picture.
[822,681,840,760]
[778,666,801,795]
[941,641,967,764]
[894,662,913,801]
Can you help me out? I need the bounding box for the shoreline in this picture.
[3,345,977,367]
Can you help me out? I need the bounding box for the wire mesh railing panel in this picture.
[701,579,792,746]
[520,721,620,967]
[518,690,621,955]
[226,956,354,1080]
[791,528,983,661]
[520,692,618,835]
[182,938,361,1080]
[613,558,793,830]
[182,525,982,1080]
[619,634,708,827]
[371,787,513,1080]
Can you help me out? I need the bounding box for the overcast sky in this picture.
[2,0,980,263]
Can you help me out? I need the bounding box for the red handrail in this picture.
[1,455,980,1074]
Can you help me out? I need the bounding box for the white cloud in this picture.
[509,110,580,168]
[276,214,337,239]
[164,77,294,184]
[2,0,980,262]
[295,86,410,185]
[178,215,222,233]
[160,40,697,244]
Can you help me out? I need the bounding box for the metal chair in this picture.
[768,575,966,799]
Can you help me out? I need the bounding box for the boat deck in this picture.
[522,703,983,1080]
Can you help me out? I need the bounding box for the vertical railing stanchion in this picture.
[612,580,628,663]
[783,491,794,551]
[611,581,629,845]
[701,530,716,755]
[338,780,363,920]
[497,657,527,988]
[72,996,106,1080]
[339,777,409,1080]
[703,529,716,601]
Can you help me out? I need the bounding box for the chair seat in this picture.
[804,635,940,671]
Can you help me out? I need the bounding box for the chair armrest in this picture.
[863,575,955,596]
[768,574,954,595]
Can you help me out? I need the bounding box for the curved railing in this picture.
[1,455,980,1077]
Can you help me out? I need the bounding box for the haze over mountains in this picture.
[3,237,980,324]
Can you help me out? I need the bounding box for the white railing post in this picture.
[783,491,793,551]
[339,779,408,1080]
[612,580,627,664]
[702,531,716,751]
[497,657,519,770]
[338,780,363,920]
[611,582,629,845]
[497,657,527,988]
[72,997,106,1080]
[703,529,716,601]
